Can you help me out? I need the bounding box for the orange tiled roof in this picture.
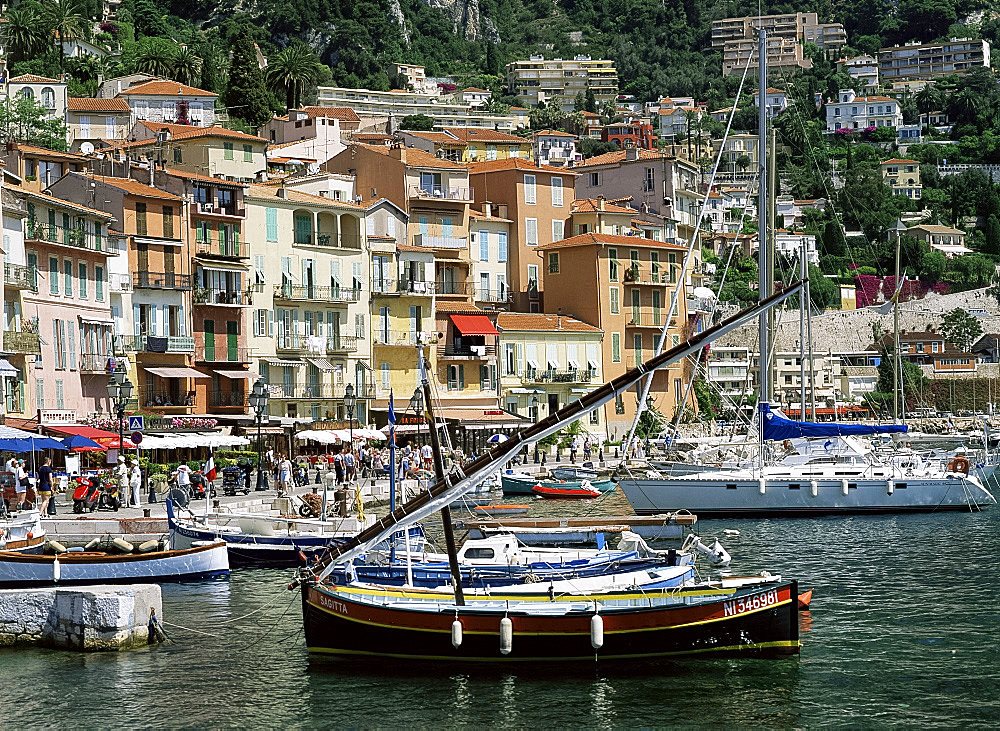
[443,128,527,143]
[460,87,490,93]
[537,231,686,251]
[533,129,575,137]
[298,106,361,122]
[87,175,183,200]
[9,74,61,84]
[118,79,217,97]
[355,143,466,170]
[470,208,512,222]
[881,158,918,164]
[135,121,266,144]
[401,130,454,143]
[576,149,672,167]
[67,97,131,112]
[571,198,635,214]
[22,188,114,219]
[245,184,366,210]
[162,167,246,186]
[16,144,87,161]
[497,312,601,333]
[467,158,574,175]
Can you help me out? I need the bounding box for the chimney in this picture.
[597,195,605,211]
[498,204,508,219]
[625,146,639,162]
[557,308,562,330]
[277,186,286,199]
[484,202,493,217]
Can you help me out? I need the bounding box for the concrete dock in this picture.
[0,584,163,651]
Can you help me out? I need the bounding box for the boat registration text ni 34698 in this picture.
[723,589,780,617]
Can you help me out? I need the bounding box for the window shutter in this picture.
[68,327,76,370]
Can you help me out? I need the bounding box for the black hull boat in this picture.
[302,579,800,664]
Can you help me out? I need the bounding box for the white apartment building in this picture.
[532,130,579,167]
[315,86,519,130]
[116,79,218,127]
[826,90,902,132]
[390,63,439,96]
[754,87,789,118]
[879,38,990,83]
[5,74,67,121]
[505,55,619,113]
[705,346,751,400]
[774,231,819,265]
[711,12,846,52]
[838,55,880,91]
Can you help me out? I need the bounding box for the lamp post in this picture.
[410,387,424,447]
[106,363,133,457]
[531,395,540,463]
[248,378,269,491]
[344,384,356,455]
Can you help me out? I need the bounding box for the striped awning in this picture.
[305,357,336,372]
[144,367,211,379]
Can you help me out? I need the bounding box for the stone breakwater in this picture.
[0,584,163,651]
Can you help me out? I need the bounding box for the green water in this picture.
[2,491,999,728]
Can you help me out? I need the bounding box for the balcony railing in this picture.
[194,287,252,306]
[413,234,468,250]
[273,284,360,304]
[370,279,397,295]
[208,390,249,407]
[80,353,113,372]
[195,345,252,363]
[398,279,436,295]
[435,280,476,296]
[109,273,132,293]
[194,202,246,218]
[408,185,473,201]
[270,382,376,400]
[440,343,497,359]
[143,391,195,409]
[275,334,359,354]
[522,368,595,384]
[622,268,676,285]
[627,309,668,328]
[475,288,512,304]
[133,272,191,290]
[4,263,37,291]
[26,223,105,252]
[374,330,418,347]
[3,331,41,355]
[294,234,362,249]
[116,335,195,353]
[195,240,245,259]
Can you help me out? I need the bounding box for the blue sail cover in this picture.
[759,403,908,441]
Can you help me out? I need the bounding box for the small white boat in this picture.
[0,510,46,553]
[0,541,230,587]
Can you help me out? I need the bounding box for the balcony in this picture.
[475,288,511,304]
[116,335,195,353]
[272,383,376,400]
[4,263,37,291]
[398,279,436,295]
[370,279,397,295]
[408,185,473,202]
[193,287,252,306]
[133,272,191,290]
[374,330,419,347]
[195,240,246,259]
[522,368,595,384]
[195,344,252,363]
[208,390,249,408]
[435,280,476,296]
[194,202,246,218]
[294,234,362,250]
[3,331,41,355]
[80,353,113,373]
[275,334,359,354]
[26,223,106,253]
[109,273,132,293]
[623,268,675,286]
[627,309,669,329]
[439,343,497,359]
[412,233,468,250]
[142,391,195,410]
[273,284,360,304]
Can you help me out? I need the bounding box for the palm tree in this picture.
[266,44,321,110]
[5,4,49,63]
[172,46,202,86]
[950,87,984,127]
[914,84,942,129]
[44,0,90,72]
[135,38,178,78]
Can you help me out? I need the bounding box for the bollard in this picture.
[143,508,151,518]
[315,469,322,484]
[541,451,547,465]
[599,449,605,462]
[534,447,540,464]
[335,488,347,517]
[614,447,619,459]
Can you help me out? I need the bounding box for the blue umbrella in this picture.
[15,437,68,452]
[61,435,104,452]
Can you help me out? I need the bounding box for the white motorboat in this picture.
[0,510,46,553]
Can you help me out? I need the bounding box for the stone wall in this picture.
[0,584,162,651]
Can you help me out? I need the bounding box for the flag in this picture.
[205,454,216,482]
[388,390,396,425]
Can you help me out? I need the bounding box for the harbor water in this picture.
[1,489,998,727]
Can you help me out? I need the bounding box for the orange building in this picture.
[537,232,694,435]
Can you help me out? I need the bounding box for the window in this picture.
[551,177,563,206]
[355,313,364,339]
[504,344,515,375]
[479,230,489,261]
[525,218,538,246]
[548,252,560,274]
[381,362,391,389]
[634,334,643,367]
[49,257,59,294]
[608,248,619,281]
[552,219,564,241]
[135,202,147,236]
[172,147,182,163]
[106,116,118,139]
[611,333,621,363]
[36,379,44,410]
[224,142,234,160]
[265,207,278,242]
[79,116,91,138]
[95,265,104,301]
[524,174,536,205]
[163,205,174,238]
[589,172,600,187]
[243,144,253,162]
[498,232,508,262]
[527,264,539,292]
[644,168,654,192]
[447,364,465,390]
[610,287,619,314]
[78,262,88,298]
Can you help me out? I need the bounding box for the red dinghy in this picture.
[532,482,601,499]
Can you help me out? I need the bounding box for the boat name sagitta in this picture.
[723,588,780,617]
[318,592,350,615]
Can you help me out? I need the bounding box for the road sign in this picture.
[131,431,143,445]
[128,415,145,432]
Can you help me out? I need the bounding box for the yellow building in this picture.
[880,158,922,199]
[570,197,636,236]
[496,312,605,437]
[121,121,268,183]
[399,128,533,164]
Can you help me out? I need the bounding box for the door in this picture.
[480,273,490,300]
[302,259,315,299]
[203,319,215,361]
[308,363,320,397]
[137,243,149,286]
[409,305,421,345]
[631,288,641,325]
[227,320,238,361]
[547,393,559,415]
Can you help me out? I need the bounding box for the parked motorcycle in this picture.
[98,478,121,512]
[72,476,102,513]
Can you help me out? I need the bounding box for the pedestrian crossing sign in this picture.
[128,416,145,432]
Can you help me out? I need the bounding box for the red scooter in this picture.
[73,476,101,513]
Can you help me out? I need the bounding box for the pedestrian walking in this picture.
[333,451,345,485]
[277,454,293,496]
[129,459,143,507]
[37,457,53,515]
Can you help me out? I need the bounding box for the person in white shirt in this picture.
[129,460,142,507]
[13,459,28,510]
[421,443,433,469]
[174,463,191,490]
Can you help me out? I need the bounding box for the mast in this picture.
[757,28,772,426]
[893,226,901,420]
[418,348,465,606]
[799,237,806,420]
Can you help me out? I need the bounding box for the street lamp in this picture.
[410,387,424,447]
[344,384,356,449]
[531,395,540,463]
[106,363,133,457]
[248,378,269,491]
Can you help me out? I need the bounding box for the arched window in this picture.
[41,88,55,109]
[18,87,34,100]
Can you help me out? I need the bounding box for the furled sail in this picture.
[759,403,908,441]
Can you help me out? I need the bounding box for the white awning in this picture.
[144,367,211,379]
[216,370,259,380]
[134,236,183,248]
[568,358,580,369]
[296,429,342,444]
[198,263,249,273]
[356,360,374,372]
[547,359,559,369]
[0,358,19,377]
[570,387,596,394]
[526,359,539,369]
[587,359,599,369]
[508,387,544,394]
[78,313,114,325]
[305,357,336,372]
[263,358,304,368]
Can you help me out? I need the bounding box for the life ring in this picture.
[948,456,970,475]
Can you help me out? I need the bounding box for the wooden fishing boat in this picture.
[461,513,697,545]
[471,504,530,517]
[502,473,615,495]
[0,510,46,553]
[302,578,800,662]
[532,482,601,499]
[0,541,230,587]
[551,466,600,481]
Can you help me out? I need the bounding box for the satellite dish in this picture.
[80,142,95,155]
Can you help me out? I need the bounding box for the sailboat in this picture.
[292,284,805,664]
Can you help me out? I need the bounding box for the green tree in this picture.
[584,88,598,114]
[224,27,272,130]
[4,2,50,63]
[573,91,586,112]
[984,214,1000,257]
[897,0,958,43]
[44,0,90,73]
[807,264,837,309]
[400,114,434,131]
[944,252,994,291]
[172,46,202,87]
[0,95,69,151]
[876,346,929,402]
[822,219,847,256]
[919,248,947,282]
[267,43,322,110]
[940,307,984,351]
[135,37,177,78]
